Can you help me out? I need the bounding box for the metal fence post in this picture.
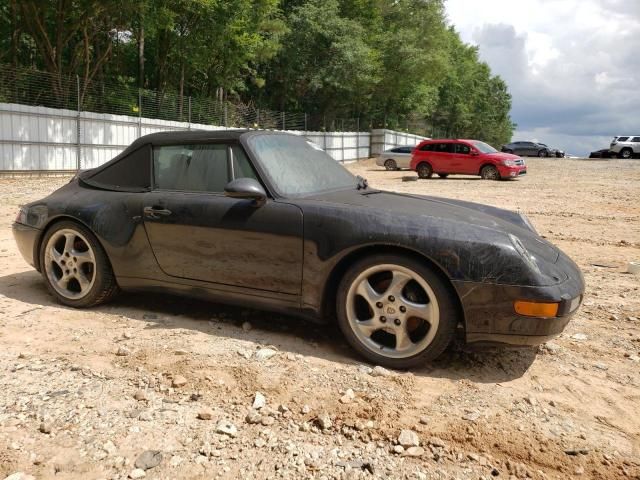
[356,117,360,159]
[256,109,260,129]
[282,111,285,131]
[188,96,192,130]
[224,102,228,127]
[76,75,81,171]
[304,113,307,132]
[138,89,142,138]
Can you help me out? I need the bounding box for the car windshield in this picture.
[471,141,499,154]
[247,134,358,197]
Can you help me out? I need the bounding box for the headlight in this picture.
[509,233,540,272]
[502,159,516,166]
[15,206,28,224]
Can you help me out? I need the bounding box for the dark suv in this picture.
[501,141,563,157]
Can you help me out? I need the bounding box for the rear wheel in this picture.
[40,221,119,307]
[384,159,398,171]
[438,174,449,179]
[336,254,457,368]
[416,163,433,179]
[480,165,500,180]
[619,148,633,159]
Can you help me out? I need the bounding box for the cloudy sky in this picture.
[445,0,640,156]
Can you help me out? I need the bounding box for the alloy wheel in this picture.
[384,159,397,170]
[481,166,499,180]
[345,264,440,359]
[43,228,96,300]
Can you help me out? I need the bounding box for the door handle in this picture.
[143,206,172,218]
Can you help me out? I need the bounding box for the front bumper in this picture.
[454,251,585,347]
[498,165,527,178]
[12,222,40,269]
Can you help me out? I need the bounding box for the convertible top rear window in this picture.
[82,145,151,192]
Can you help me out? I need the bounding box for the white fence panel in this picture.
[370,128,429,156]
[1,103,420,170]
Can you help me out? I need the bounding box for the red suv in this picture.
[410,139,527,180]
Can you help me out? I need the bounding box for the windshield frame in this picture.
[470,140,499,154]
[240,131,359,199]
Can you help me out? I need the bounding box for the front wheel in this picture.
[336,254,458,368]
[480,165,500,180]
[416,163,433,179]
[538,150,548,157]
[40,221,119,307]
[384,159,398,171]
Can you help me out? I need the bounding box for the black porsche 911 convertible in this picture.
[13,130,584,368]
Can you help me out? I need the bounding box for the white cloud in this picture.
[445,0,640,155]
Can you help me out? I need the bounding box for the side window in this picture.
[154,144,229,192]
[231,145,258,180]
[455,143,470,154]
[433,143,452,153]
[420,143,433,151]
[400,146,413,153]
[631,137,640,142]
[617,136,629,142]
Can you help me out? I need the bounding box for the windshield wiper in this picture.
[356,175,368,190]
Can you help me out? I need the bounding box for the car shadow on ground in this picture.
[0,270,536,384]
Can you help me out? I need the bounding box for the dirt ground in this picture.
[0,158,639,480]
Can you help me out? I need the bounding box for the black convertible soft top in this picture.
[79,129,249,192]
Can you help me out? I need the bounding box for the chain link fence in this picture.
[0,64,438,172]
[0,64,444,135]
[0,64,308,131]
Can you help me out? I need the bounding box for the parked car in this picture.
[501,141,554,157]
[410,139,527,180]
[13,130,584,368]
[589,149,614,159]
[538,143,565,158]
[376,145,415,170]
[609,136,640,159]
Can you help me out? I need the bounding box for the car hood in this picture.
[302,188,558,263]
[487,152,521,160]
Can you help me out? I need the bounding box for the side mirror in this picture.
[471,150,479,156]
[224,178,267,207]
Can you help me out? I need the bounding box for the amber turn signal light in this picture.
[514,300,559,317]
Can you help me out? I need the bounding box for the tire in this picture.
[39,220,119,308]
[480,165,500,180]
[538,150,548,157]
[384,159,398,171]
[438,174,449,179]
[416,162,433,179]
[336,253,458,369]
[619,148,632,159]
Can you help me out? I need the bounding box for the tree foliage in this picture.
[0,0,515,144]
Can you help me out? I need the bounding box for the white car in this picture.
[375,145,415,170]
[610,135,640,159]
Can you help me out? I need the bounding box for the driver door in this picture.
[452,143,478,174]
[142,142,303,296]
